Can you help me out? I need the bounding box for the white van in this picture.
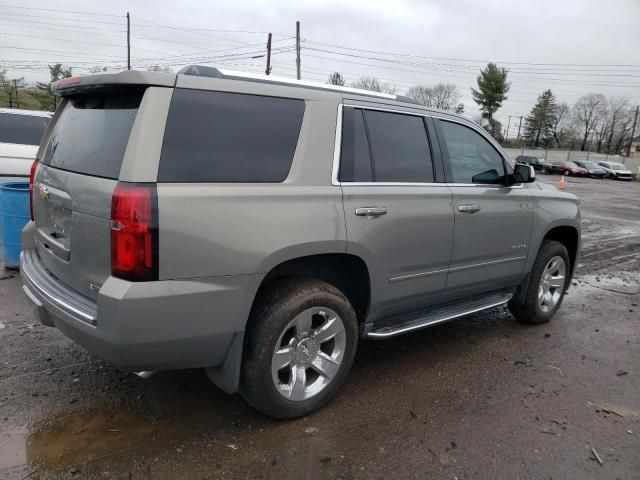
[0,108,52,183]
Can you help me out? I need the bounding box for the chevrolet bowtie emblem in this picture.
[39,186,50,200]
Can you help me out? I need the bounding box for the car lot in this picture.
[1,176,639,480]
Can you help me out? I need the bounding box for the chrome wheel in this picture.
[271,307,346,401]
[538,256,566,312]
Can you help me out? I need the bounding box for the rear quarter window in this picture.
[158,89,305,183]
[0,112,49,146]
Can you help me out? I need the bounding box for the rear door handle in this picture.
[355,207,387,217]
[457,204,481,214]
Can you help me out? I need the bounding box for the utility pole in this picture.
[13,79,19,109]
[126,12,131,70]
[505,115,512,142]
[627,105,639,157]
[265,33,272,75]
[295,21,301,80]
[516,116,523,140]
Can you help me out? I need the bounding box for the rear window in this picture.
[0,112,49,146]
[158,89,305,183]
[40,89,144,179]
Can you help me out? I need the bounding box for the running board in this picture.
[366,292,513,339]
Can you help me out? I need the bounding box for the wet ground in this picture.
[1,176,639,479]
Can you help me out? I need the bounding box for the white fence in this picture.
[503,148,640,174]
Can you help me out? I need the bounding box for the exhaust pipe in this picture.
[133,371,156,379]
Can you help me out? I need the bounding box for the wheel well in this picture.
[257,254,371,323]
[543,226,579,273]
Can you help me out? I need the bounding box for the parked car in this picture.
[597,161,633,180]
[514,155,553,173]
[572,161,607,178]
[0,108,52,183]
[548,161,589,177]
[21,68,581,419]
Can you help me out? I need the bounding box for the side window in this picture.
[0,112,49,146]
[159,89,304,183]
[339,107,372,182]
[439,120,505,184]
[365,110,434,183]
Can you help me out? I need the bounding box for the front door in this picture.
[434,118,533,300]
[338,106,454,322]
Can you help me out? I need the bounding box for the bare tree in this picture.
[147,65,173,73]
[0,69,15,108]
[573,93,606,151]
[605,97,631,154]
[351,76,396,94]
[551,102,570,147]
[406,83,461,111]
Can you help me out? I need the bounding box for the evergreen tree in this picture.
[35,64,72,111]
[471,63,510,137]
[327,72,345,86]
[523,90,556,147]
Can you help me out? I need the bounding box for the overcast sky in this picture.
[2,0,639,135]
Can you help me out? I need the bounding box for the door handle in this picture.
[457,204,481,214]
[355,206,387,217]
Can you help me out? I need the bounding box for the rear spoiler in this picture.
[52,70,176,96]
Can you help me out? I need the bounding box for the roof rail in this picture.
[177,65,420,103]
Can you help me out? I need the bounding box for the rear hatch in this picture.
[32,88,145,301]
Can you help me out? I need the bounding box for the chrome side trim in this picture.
[367,294,512,339]
[389,267,448,283]
[20,252,96,324]
[448,256,526,273]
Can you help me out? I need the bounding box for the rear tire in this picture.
[241,278,358,419]
[510,240,570,324]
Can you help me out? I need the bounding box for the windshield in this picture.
[581,162,599,169]
[563,161,579,168]
[611,163,626,170]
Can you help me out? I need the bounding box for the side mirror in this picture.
[512,163,536,184]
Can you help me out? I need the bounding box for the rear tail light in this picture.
[110,183,158,281]
[29,159,39,221]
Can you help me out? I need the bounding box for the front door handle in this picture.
[457,204,481,214]
[355,206,387,218]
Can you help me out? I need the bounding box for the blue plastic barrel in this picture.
[0,182,31,269]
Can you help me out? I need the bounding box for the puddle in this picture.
[26,409,156,468]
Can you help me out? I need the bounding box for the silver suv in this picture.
[20,67,580,419]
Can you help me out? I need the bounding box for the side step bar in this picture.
[366,292,513,339]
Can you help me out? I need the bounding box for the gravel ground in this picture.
[1,175,639,480]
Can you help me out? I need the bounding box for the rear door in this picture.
[32,88,145,300]
[339,105,454,321]
[434,118,533,300]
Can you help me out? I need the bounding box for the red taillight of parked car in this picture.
[29,159,39,221]
[110,183,158,281]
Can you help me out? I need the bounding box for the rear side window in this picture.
[40,90,143,179]
[0,112,49,146]
[339,107,434,183]
[158,89,305,183]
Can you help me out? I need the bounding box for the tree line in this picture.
[328,64,637,155]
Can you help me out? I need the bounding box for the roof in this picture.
[0,108,52,118]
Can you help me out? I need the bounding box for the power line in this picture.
[0,3,124,17]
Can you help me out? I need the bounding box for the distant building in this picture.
[631,136,640,158]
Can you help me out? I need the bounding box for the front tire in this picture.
[241,279,358,419]
[510,240,570,324]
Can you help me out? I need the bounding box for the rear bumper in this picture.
[20,248,261,371]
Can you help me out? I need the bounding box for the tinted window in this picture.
[440,121,505,184]
[338,107,372,182]
[159,89,305,183]
[40,90,143,179]
[0,112,49,145]
[364,110,433,182]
